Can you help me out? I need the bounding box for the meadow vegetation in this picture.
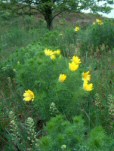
[0,11,114,151]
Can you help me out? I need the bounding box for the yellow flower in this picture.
[96,19,103,25]
[50,55,56,60]
[71,56,81,65]
[82,71,91,81]
[59,74,67,83]
[54,49,61,55]
[83,81,93,92]
[23,90,35,102]
[69,62,79,71]
[74,26,80,32]
[44,49,53,56]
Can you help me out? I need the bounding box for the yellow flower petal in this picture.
[74,26,80,32]
[23,90,35,102]
[83,81,93,91]
[50,55,56,60]
[82,71,91,81]
[59,74,67,83]
[54,49,61,55]
[96,19,103,25]
[71,56,81,65]
[69,62,79,71]
[44,49,54,56]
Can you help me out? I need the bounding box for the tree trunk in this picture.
[43,5,53,30]
[45,16,53,30]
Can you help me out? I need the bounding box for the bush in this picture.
[1,43,94,121]
[15,48,88,120]
[40,115,114,151]
[6,113,114,151]
[77,20,114,55]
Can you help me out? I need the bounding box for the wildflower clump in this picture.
[59,74,67,83]
[44,48,61,60]
[23,90,35,102]
[74,26,80,32]
[82,71,93,91]
[83,81,93,92]
[82,71,91,81]
[69,55,81,72]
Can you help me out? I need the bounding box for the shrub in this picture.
[1,43,94,121]
[77,20,114,55]
[12,45,94,121]
[40,115,113,151]
[16,54,80,120]
[6,112,114,151]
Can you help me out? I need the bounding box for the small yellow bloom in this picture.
[71,56,81,65]
[96,19,103,25]
[54,49,61,55]
[44,49,53,56]
[50,55,56,60]
[83,81,93,92]
[23,90,35,102]
[69,62,79,71]
[74,26,80,32]
[82,71,91,81]
[59,74,67,83]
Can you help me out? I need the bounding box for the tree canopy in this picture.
[0,0,113,29]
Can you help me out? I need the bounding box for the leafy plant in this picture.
[77,20,114,55]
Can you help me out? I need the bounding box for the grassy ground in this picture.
[0,12,105,60]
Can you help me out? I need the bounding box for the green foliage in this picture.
[10,44,88,120]
[5,112,114,151]
[0,11,114,150]
[40,115,113,151]
[77,20,114,55]
[40,115,86,151]
[0,0,113,29]
[88,126,106,150]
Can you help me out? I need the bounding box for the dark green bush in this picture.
[15,50,87,120]
[40,115,114,151]
[77,20,114,55]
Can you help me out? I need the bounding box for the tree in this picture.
[0,0,113,30]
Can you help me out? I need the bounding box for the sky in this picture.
[99,3,114,18]
[82,3,114,18]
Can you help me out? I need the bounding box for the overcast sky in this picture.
[83,3,114,18]
[100,8,114,18]
[99,3,114,18]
